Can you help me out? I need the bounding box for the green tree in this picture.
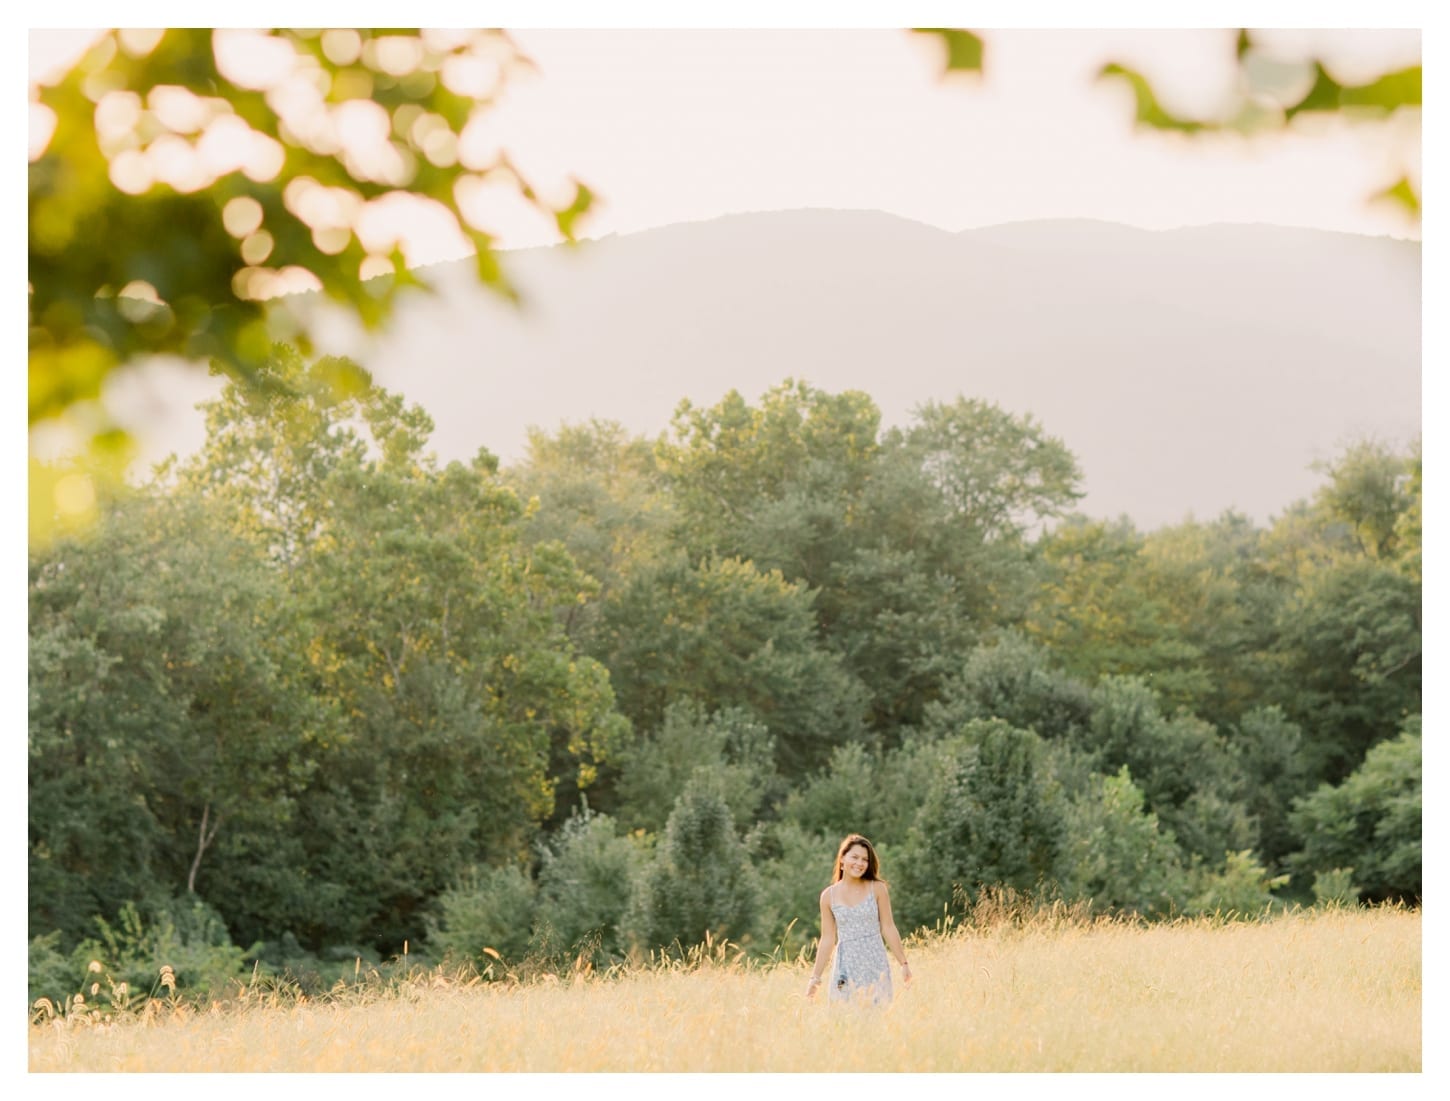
[1392,441,1422,584]
[832,399,1082,730]
[924,630,1094,743]
[625,384,1083,737]
[779,742,885,844]
[1312,440,1418,560]
[1185,850,1290,917]
[610,700,781,837]
[1027,517,1211,709]
[1229,706,1316,869]
[1288,718,1421,903]
[744,820,833,957]
[896,720,1066,931]
[28,489,321,947]
[424,864,538,968]
[1250,441,1421,785]
[506,419,674,649]
[594,552,867,778]
[654,379,880,572]
[887,397,1082,543]
[1055,766,1188,917]
[1270,558,1420,783]
[174,350,627,948]
[1135,512,1285,727]
[533,806,646,964]
[1081,677,1253,866]
[630,778,760,951]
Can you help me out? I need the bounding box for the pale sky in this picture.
[27,16,1427,261]
[19,8,1437,501]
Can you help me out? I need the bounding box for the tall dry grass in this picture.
[28,904,1420,1072]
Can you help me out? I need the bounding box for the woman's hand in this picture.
[806,976,822,1000]
[900,961,913,985]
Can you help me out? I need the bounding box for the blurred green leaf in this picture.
[1371,175,1421,219]
[1339,65,1422,112]
[1097,63,1208,133]
[28,28,595,500]
[1283,61,1420,119]
[913,28,984,74]
[555,181,596,242]
[1283,61,1347,118]
[1085,32,1418,225]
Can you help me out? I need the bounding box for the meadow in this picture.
[28,904,1420,1073]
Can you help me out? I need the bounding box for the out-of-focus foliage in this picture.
[914,28,1418,220]
[29,28,592,539]
[912,29,986,76]
[1096,29,1421,218]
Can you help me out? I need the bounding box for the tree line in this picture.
[28,351,1422,1000]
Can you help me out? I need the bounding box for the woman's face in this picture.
[841,844,870,880]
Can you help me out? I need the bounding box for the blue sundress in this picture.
[829,881,892,1004]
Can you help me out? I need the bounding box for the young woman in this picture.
[805,833,912,1003]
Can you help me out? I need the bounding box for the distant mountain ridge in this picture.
[138,211,1421,530]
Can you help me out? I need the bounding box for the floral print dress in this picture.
[829,881,892,1004]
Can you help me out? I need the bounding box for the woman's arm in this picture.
[806,888,837,999]
[876,882,912,984]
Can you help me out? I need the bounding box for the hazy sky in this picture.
[480,26,1424,248]
[28,16,1426,262]
[21,8,1434,482]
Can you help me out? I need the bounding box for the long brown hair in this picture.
[832,833,886,884]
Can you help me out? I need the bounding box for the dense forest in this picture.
[28,349,1422,1000]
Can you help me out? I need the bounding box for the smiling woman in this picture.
[806,833,912,1004]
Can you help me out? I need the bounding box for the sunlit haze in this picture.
[28,23,1424,263]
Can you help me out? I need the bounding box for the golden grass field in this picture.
[28,905,1420,1073]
